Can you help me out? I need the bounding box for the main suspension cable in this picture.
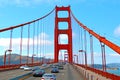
[70,10,120,56]
[0,8,55,32]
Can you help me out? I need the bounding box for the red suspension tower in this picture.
[54,6,73,63]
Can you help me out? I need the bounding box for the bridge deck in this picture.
[0,69,31,80]
[25,63,85,80]
[0,64,85,80]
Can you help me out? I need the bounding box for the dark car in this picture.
[33,69,45,77]
[51,67,59,73]
[32,66,41,71]
[58,65,64,69]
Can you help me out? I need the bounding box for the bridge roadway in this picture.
[0,64,84,80]
[0,68,31,80]
[26,64,85,80]
[0,65,48,80]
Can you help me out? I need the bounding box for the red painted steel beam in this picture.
[56,6,70,11]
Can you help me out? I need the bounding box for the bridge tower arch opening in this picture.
[54,6,73,63]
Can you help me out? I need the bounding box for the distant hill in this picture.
[107,63,120,68]
[90,64,109,69]
[0,54,50,66]
[90,63,120,69]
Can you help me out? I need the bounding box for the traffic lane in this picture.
[0,69,31,80]
[40,65,66,80]
[54,67,66,80]
[25,64,85,80]
[64,64,85,80]
[26,65,66,80]
[0,65,48,80]
[26,66,51,80]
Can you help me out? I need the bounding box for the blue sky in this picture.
[0,0,120,64]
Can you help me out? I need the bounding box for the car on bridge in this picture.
[58,65,64,70]
[32,69,45,77]
[20,65,28,69]
[32,66,41,71]
[41,73,56,80]
[24,66,32,71]
[42,63,47,67]
[51,67,59,73]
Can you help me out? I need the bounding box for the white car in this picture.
[24,66,32,71]
[42,63,47,67]
[41,73,56,80]
[20,65,28,69]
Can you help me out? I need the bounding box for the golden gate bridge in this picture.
[0,6,120,80]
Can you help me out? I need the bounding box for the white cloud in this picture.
[108,53,120,57]
[59,34,68,44]
[44,53,54,59]
[114,25,120,37]
[59,34,67,40]
[93,52,101,57]
[38,32,49,39]
[91,52,120,57]
[0,32,53,52]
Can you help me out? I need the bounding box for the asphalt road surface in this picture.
[0,64,85,80]
[26,64,85,80]
[0,69,31,80]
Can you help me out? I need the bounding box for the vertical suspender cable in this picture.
[37,21,39,63]
[44,18,47,63]
[80,28,84,64]
[20,27,23,65]
[43,19,45,63]
[78,24,81,64]
[101,42,104,71]
[103,44,106,72]
[39,20,42,63]
[45,19,47,63]
[27,24,30,64]
[32,22,35,64]
[41,20,43,63]
[35,21,37,63]
[9,29,13,65]
[100,42,106,72]
[90,34,94,68]
[41,20,44,63]
[38,20,41,63]
[84,30,87,66]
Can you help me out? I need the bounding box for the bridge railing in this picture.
[0,61,54,71]
[75,63,120,80]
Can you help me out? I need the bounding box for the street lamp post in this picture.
[79,50,87,66]
[32,54,36,65]
[74,54,78,64]
[32,55,33,64]
[64,51,68,62]
[4,49,12,66]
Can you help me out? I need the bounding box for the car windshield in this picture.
[24,66,29,68]
[52,67,58,70]
[33,67,39,69]
[43,74,54,77]
[35,69,43,72]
